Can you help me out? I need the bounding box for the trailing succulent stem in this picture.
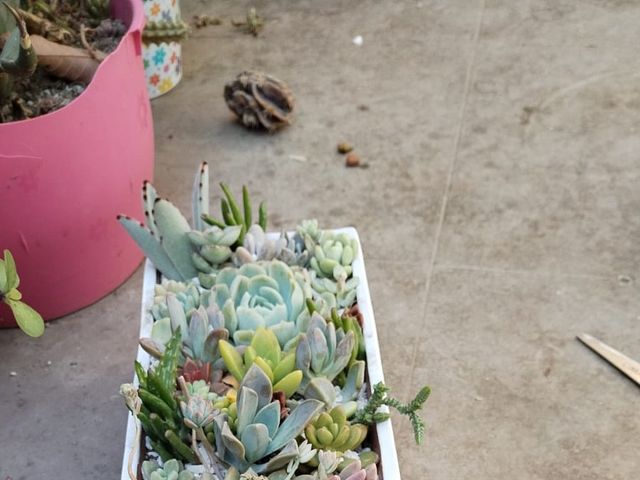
[354,382,431,445]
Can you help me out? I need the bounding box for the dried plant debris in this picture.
[224,71,294,131]
[232,7,263,36]
[192,14,222,29]
[345,152,361,168]
[337,142,353,154]
[0,0,125,123]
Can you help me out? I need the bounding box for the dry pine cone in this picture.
[224,71,294,131]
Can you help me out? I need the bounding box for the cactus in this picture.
[207,260,307,348]
[219,327,303,398]
[213,365,323,474]
[0,2,37,103]
[296,313,363,405]
[305,406,368,453]
[0,249,44,337]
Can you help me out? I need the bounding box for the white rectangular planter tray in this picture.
[121,228,401,479]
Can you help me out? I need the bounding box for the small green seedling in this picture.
[0,249,44,337]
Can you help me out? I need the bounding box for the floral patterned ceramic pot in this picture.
[142,0,187,98]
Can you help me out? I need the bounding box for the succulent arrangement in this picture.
[120,164,430,480]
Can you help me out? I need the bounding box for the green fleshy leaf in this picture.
[6,298,44,337]
[3,250,19,291]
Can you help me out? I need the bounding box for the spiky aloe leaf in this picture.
[118,215,184,280]
[155,328,181,394]
[192,162,209,230]
[153,199,198,280]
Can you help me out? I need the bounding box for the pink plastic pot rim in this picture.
[0,0,144,128]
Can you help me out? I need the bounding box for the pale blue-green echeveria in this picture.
[141,293,229,363]
[233,225,309,267]
[188,224,243,274]
[180,389,218,430]
[208,260,308,347]
[296,223,360,309]
[296,313,364,406]
[213,365,323,474]
[150,280,203,321]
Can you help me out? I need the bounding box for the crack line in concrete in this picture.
[433,264,616,281]
[401,0,487,422]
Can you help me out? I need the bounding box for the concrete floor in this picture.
[2,0,640,478]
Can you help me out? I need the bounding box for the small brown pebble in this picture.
[337,142,353,154]
[345,153,360,168]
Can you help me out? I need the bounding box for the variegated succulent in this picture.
[213,365,323,474]
[219,327,303,397]
[296,313,364,406]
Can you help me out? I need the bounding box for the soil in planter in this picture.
[0,2,126,123]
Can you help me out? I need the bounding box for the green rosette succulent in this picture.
[296,313,364,406]
[305,406,368,454]
[219,327,303,397]
[141,459,195,480]
[213,365,323,474]
[141,295,229,367]
[151,280,204,321]
[233,225,309,267]
[188,225,243,274]
[208,260,308,348]
[296,221,360,309]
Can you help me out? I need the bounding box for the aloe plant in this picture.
[0,1,37,103]
[213,365,323,474]
[135,330,198,464]
[0,249,44,337]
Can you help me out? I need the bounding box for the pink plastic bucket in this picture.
[0,0,154,324]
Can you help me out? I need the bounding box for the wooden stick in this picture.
[577,333,640,386]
